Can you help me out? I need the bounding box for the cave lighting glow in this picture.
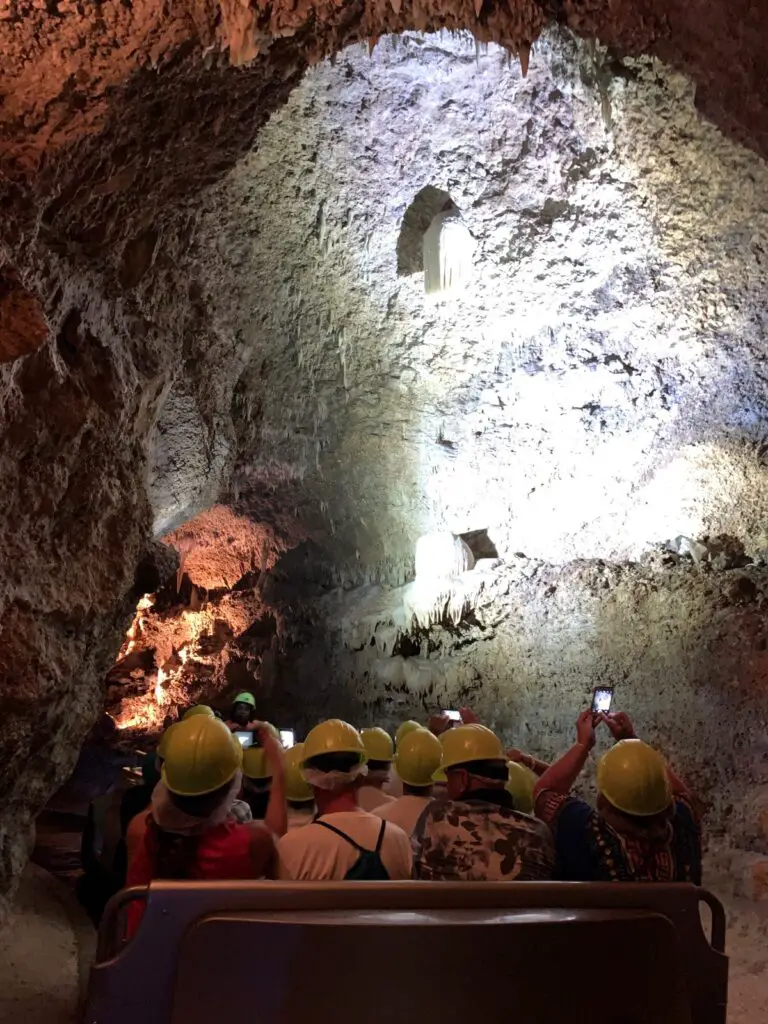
[201,27,768,579]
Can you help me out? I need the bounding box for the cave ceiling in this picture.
[1,0,767,246]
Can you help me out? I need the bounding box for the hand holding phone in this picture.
[443,709,461,722]
[602,711,636,741]
[591,687,614,714]
[575,709,597,751]
[280,729,295,749]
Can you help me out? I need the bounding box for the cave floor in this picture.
[0,864,94,1024]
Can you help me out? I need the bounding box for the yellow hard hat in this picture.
[161,716,243,797]
[396,720,422,746]
[157,722,178,761]
[395,727,442,787]
[597,739,672,817]
[432,767,448,784]
[506,761,536,814]
[361,726,394,762]
[284,744,314,803]
[242,746,271,780]
[440,724,506,771]
[241,722,280,779]
[183,704,214,720]
[302,720,367,765]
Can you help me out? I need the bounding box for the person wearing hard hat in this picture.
[396,720,422,746]
[276,720,412,880]
[357,727,397,812]
[374,727,442,836]
[413,724,554,881]
[534,710,701,883]
[226,691,258,731]
[505,761,537,815]
[183,704,215,721]
[241,722,281,820]
[125,715,287,933]
[284,743,316,830]
[384,720,422,797]
[123,723,179,862]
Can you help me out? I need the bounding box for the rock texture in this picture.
[1,5,768,930]
[205,33,768,577]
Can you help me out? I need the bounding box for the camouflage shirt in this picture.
[412,790,555,882]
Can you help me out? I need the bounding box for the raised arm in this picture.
[534,710,595,798]
[257,724,288,837]
[507,749,551,777]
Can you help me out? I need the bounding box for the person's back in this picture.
[276,719,412,880]
[536,708,700,884]
[413,724,554,882]
[278,808,411,880]
[375,794,432,836]
[539,795,700,882]
[357,785,395,812]
[125,716,285,936]
[413,794,553,881]
[535,711,701,884]
[127,815,256,886]
[375,727,443,837]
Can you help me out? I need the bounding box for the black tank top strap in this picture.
[313,819,366,854]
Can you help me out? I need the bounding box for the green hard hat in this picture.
[233,692,256,708]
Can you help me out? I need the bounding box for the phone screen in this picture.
[591,688,614,714]
[443,709,461,722]
[280,729,295,749]
[235,731,253,749]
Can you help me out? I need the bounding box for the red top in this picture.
[126,818,254,936]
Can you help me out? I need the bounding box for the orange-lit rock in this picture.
[165,504,281,591]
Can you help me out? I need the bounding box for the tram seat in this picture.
[86,881,727,1024]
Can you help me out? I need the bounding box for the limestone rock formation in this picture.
[1,0,768,920]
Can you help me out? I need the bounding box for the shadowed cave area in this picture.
[3,15,768,1023]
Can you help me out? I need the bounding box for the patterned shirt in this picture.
[536,790,701,884]
[412,790,555,882]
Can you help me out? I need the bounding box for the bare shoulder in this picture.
[275,822,309,851]
[248,821,276,847]
[126,810,150,853]
[127,810,148,839]
[382,819,410,846]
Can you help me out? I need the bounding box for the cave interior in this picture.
[3,1,768,1015]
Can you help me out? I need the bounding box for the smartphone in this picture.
[591,687,614,714]
[443,709,462,722]
[234,731,253,749]
[280,729,295,749]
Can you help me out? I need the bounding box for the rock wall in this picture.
[2,13,768,918]
[197,32,768,579]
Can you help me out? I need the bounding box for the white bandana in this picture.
[302,763,368,791]
[151,771,243,836]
